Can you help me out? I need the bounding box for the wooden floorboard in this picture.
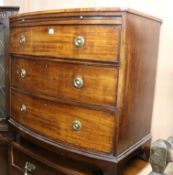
[123,157,173,175]
[123,158,150,175]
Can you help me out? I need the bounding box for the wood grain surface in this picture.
[10,89,116,153]
[10,25,120,62]
[117,13,161,154]
[10,142,94,175]
[8,8,162,175]
[11,57,118,107]
[0,145,8,175]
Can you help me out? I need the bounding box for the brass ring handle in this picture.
[72,120,81,131]
[20,68,27,78]
[19,35,26,45]
[20,104,27,113]
[24,161,36,175]
[73,77,84,89]
[74,36,85,48]
[17,68,27,78]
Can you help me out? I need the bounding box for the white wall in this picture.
[4,0,173,142]
[0,0,3,5]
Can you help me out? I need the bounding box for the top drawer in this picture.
[10,25,121,62]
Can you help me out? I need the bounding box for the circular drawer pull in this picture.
[72,120,82,131]
[20,68,27,78]
[24,161,36,175]
[17,68,27,78]
[73,77,84,89]
[19,35,26,45]
[20,104,27,113]
[74,36,85,48]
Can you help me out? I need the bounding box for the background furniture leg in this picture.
[149,137,173,175]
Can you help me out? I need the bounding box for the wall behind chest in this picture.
[4,0,173,143]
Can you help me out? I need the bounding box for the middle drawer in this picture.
[11,57,118,107]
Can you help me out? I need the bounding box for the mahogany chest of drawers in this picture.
[8,8,161,175]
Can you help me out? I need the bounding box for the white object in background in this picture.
[0,0,3,5]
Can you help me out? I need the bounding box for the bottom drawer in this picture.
[10,89,115,153]
[9,142,94,175]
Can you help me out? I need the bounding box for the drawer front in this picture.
[10,143,66,175]
[10,25,120,62]
[10,90,115,153]
[11,57,118,107]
